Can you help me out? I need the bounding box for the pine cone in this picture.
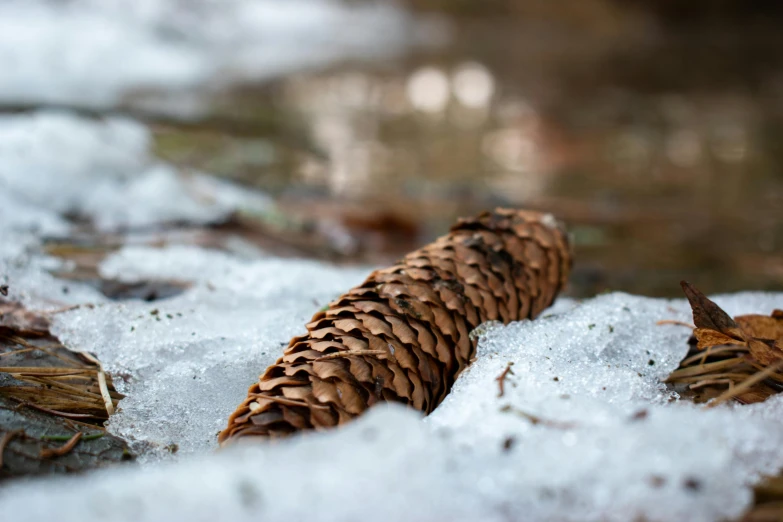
[219,209,571,443]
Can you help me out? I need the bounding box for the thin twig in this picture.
[17,375,104,399]
[680,345,748,367]
[41,432,104,442]
[96,371,115,415]
[671,372,751,384]
[0,430,23,468]
[665,357,748,381]
[496,362,515,398]
[500,405,577,429]
[47,305,83,316]
[0,348,35,357]
[39,432,82,459]
[656,319,695,328]
[0,336,87,366]
[32,344,87,367]
[12,398,102,420]
[79,351,115,416]
[689,378,736,390]
[0,335,32,348]
[0,367,92,376]
[705,360,783,409]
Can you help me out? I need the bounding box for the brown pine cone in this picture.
[219,208,571,443]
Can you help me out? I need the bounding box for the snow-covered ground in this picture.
[0,112,276,231]
[0,0,436,111]
[0,4,782,521]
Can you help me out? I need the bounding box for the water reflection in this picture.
[407,67,451,113]
[153,14,783,298]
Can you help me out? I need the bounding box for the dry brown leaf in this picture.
[693,328,746,351]
[670,282,783,407]
[681,281,745,340]
[0,301,122,422]
[681,281,783,366]
[735,313,783,342]
[0,302,51,336]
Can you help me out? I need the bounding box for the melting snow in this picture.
[2,279,783,521]
[0,5,781,520]
[0,0,424,109]
[0,112,274,232]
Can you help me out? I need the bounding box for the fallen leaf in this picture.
[669,282,783,406]
[681,281,744,339]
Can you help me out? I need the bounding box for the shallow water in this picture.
[146,9,781,297]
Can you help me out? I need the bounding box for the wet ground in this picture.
[151,7,783,298]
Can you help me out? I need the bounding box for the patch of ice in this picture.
[0,0,426,109]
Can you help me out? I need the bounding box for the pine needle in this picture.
[705,360,783,409]
[39,432,82,459]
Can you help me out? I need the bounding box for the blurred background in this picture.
[3,0,782,297]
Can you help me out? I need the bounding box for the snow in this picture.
[2,406,487,522]
[2,282,783,521]
[0,111,273,231]
[0,0,428,110]
[427,292,783,521]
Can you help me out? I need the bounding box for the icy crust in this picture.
[0,406,491,522]
[14,278,778,521]
[0,112,273,231]
[0,0,416,108]
[52,246,370,458]
[2,402,780,522]
[428,292,783,521]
